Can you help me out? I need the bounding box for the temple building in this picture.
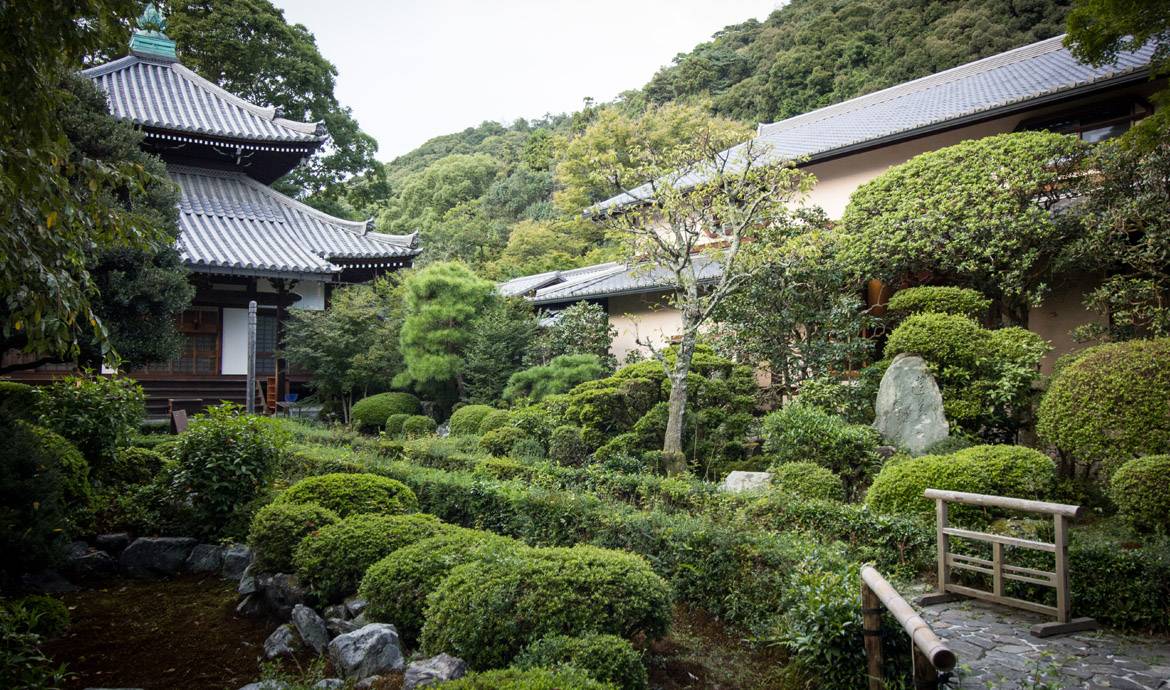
[7,8,419,417]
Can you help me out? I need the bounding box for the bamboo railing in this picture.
[860,565,955,690]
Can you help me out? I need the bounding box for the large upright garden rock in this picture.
[119,537,197,578]
[328,623,404,680]
[873,353,949,455]
[719,471,772,493]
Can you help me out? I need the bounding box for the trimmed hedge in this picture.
[294,512,451,601]
[0,381,37,422]
[770,462,845,502]
[449,405,495,436]
[275,472,418,517]
[1037,339,1170,479]
[515,633,646,690]
[403,415,438,439]
[480,426,528,457]
[103,447,165,486]
[248,502,340,573]
[478,409,512,435]
[762,403,879,494]
[359,528,522,643]
[548,425,587,466]
[433,667,614,689]
[865,445,1056,520]
[421,545,672,670]
[385,413,412,438]
[884,312,985,375]
[1109,455,1170,533]
[886,286,991,320]
[351,392,421,433]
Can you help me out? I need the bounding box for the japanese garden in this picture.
[2,1,1170,689]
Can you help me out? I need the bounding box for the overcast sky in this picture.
[272,0,781,161]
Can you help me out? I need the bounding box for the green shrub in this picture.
[128,433,175,451]
[865,445,1056,520]
[775,558,867,688]
[36,372,145,473]
[480,426,529,457]
[295,512,452,601]
[886,286,991,320]
[173,404,287,538]
[403,415,438,439]
[515,633,646,690]
[7,596,69,638]
[248,502,341,573]
[27,424,92,521]
[1109,455,1170,533]
[511,437,546,462]
[385,413,412,438]
[421,545,672,670]
[770,462,845,502]
[449,405,495,436]
[433,667,614,689]
[477,409,511,435]
[792,376,872,424]
[359,528,521,643]
[922,436,975,455]
[0,382,37,422]
[503,354,608,403]
[102,447,165,486]
[548,425,588,466]
[1037,339,1170,479]
[351,392,421,433]
[884,312,986,375]
[275,472,418,518]
[762,403,879,495]
[0,597,69,688]
[0,421,84,582]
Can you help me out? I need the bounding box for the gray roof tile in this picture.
[84,55,325,144]
[171,166,418,278]
[523,254,722,305]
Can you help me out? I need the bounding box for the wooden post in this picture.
[1053,514,1069,623]
[936,498,949,592]
[862,580,884,690]
[912,646,939,689]
[245,300,257,414]
[992,542,1005,598]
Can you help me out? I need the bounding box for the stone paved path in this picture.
[917,599,1170,689]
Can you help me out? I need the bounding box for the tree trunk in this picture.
[662,325,697,475]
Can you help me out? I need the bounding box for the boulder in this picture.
[719,471,773,494]
[94,532,131,555]
[237,564,259,595]
[404,653,468,689]
[119,537,197,578]
[873,353,950,455]
[221,544,252,580]
[291,604,329,654]
[326,617,361,637]
[343,596,368,618]
[313,681,345,689]
[185,544,223,573]
[263,624,301,659]
[65,541,118,579]
[259,573,306,620]
[323,604,349,621]
[237,682,290,690]
[21,570,78,593]
[236,593,266,618]
[328,623,404,680]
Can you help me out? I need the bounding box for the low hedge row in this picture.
[515,633,646,690]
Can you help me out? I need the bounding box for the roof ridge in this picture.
[535,263,629,297]
[760,35,1069,136]
[169,62,322,136]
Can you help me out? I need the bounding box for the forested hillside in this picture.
[355,0,1073,279]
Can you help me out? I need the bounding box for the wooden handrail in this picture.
[922,489,1083,518]
[861,566,955,690]
[861,566,956,672]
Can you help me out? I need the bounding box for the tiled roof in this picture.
[505,254,723,306]
[595,35,1156,212]
[83,55,325,145]
[171,166,418,278]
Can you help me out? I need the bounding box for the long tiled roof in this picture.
[595,34,1156,212]
[172,166,418,278]
[500,254,722,306]
[83,55,325,145]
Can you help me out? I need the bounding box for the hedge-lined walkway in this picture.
[919,599,1170,689]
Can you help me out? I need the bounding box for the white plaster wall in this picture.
[221,308,248,375]
[608,293,684,362]
[255,278,326,311]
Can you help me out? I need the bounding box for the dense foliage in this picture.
[762,404,880,497]
[504,355,607,404]
[885,286,992,322]
[515,633,647,690]
[1109,455,1170,534]
[770,461,846,502]
[248,502,340,573]
[433,667,615,690]
[275,472,419,518]
[1037,339,1170,479]
[525,302,617,369]
[35,373,145,479]
[350,392,421,434]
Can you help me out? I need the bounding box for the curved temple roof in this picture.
[172,166,418,279]
[83,55,326,145]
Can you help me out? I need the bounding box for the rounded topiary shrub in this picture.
[865,445,1056,519]
[769,461,845,502]
[883,312,986,373]
[248,502,340,573]
[102,446,166,486]
[548,425,588,466]
[1037,339,1170,479]
[762,403,879,493]
[421,545,672,670]
[1109,455,1170,534]
[359,528,522,643]
[516,633,647,690]
[294,512,452,601]
[402,415,438,440]
[477,409,511,435]
[385,413,412,438]
[351,392,421,433]
[448,405,495,436]
[275,472,418,517]
[479,426,528,457]
[0,381,37,422]
[886,286,991,321]
[432,667,613,690]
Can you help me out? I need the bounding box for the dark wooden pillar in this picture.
[271,278,296,407]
